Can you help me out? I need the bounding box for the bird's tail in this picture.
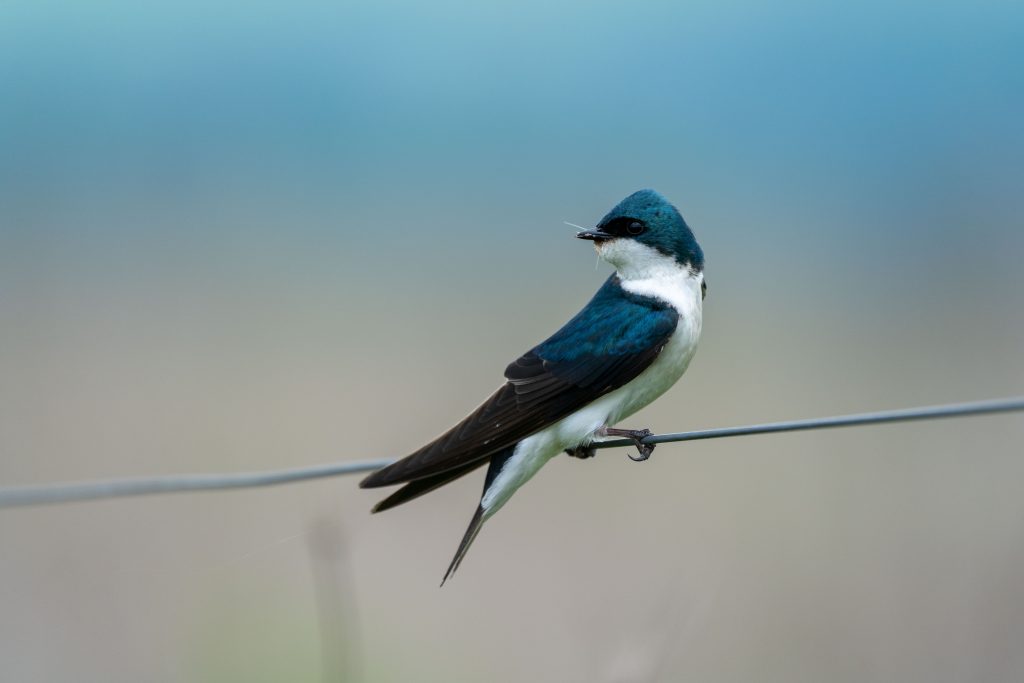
[440,446,516,586]
[441,505,485,586]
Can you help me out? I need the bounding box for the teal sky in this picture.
[3,1,1023,324]
[3,2,1023,207]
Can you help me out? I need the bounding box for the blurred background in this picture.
[2,1,1023,681]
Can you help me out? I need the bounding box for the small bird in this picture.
[360,189,706,584]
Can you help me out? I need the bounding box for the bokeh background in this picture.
[2,1,1023,681]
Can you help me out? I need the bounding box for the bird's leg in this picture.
[565,444,596,459]
[599,426,655,462]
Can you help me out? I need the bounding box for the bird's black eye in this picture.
[598,217,647,238]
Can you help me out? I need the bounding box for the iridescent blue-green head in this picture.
[577,190,704,274]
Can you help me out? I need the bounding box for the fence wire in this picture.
[1,396,1022,509]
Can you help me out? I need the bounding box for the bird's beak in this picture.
[576,228,614,242]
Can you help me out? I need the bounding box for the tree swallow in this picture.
[360,189,706,584]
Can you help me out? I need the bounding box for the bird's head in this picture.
[577,190,704,278]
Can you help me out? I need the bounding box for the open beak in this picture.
[575,228,614,242]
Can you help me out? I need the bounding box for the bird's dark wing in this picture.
[370,458,486,513]
[360,276,677,489]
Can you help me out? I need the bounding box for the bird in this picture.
[360,189,707,584]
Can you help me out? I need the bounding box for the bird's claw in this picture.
[628,443,655,461]
[565,445,596,459]
[594,426,656,461]
[626,429,655,461]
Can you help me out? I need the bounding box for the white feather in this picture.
[481,243,703,516]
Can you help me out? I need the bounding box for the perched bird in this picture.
[360,189,707,584]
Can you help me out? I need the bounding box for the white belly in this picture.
[481,266,704,516]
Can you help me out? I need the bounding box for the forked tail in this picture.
[439,446,516,585]
[441,505,486,586]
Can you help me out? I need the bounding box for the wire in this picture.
[0,459,395,509]
[592,395,1024,448]
[1,396,1022,509]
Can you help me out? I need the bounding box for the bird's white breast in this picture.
[594,259,704,425]
[481,249,704,516]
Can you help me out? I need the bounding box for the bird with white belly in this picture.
[360,189,707,584]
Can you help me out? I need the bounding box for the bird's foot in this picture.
[565,444,596,459]
[601,427,655,462]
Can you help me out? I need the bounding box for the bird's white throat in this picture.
[598,239,704,315]
[480,241,704,518]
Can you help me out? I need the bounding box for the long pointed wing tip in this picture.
[359,468,394,489]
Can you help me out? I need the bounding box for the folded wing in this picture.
[360,276,676,488]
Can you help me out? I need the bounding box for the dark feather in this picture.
[439,449,515,585]
[371,458,486,513]
[441,505,484,586]
[360,275,677,489]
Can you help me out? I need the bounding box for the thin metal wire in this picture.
[0,459,394,509]
[1,396,1022,509]
[592,395,1024,448]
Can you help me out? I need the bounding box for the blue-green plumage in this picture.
[595,189,704,270]
[535,275,676,362]
[361,189,707,584]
